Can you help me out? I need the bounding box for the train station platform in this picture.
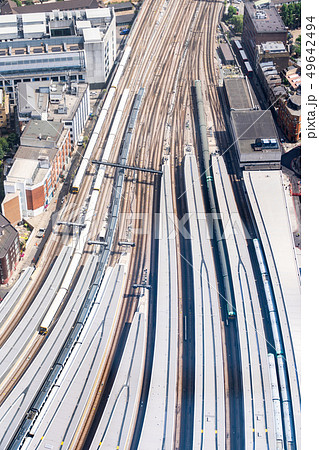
[243,169,301,447]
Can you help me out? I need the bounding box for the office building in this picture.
[278,94,301,142]
[242,2,287,65]
[1,0,101,15]
[17,81,89,144]
[256,41,290,72]
[0,7,116,102]
[229,109,282,170]
[3,120,71,218]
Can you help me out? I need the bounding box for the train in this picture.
[253,238,295,449]
[194,80,236,319]
[232,41,253,77]
[93,88,130,192]
[7,88,145,450]
[268,353,284,446]
[71,46,132,194]
[8,263,110,450]
[38,89,131,336]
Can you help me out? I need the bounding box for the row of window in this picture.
[0,55,81,66]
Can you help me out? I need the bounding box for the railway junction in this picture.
[0,1,300,449]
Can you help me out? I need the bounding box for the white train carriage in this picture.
[253,238,267,274]
[71,47,130,194]
[277,355,295,445]
[268,353,284,443]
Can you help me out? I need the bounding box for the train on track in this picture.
[8,85,145,450]
[253,238,295,449]
[71,46,132,194]
[194,80,236,319]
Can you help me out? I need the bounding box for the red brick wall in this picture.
[278,100,301,142]
[26,185,45,211]
[2,195,21,226]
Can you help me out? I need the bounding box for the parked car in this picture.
[36,228,45,238]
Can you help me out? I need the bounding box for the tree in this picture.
[0,138,9,154]
[280,2,301,30]
[7,133,19,148]
[292,44,301,58]
[293,35,301,58]
[227,6,237,20]
[281,4,288,24]
[231,15,243,34]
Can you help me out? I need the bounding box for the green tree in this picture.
[281,4,288,23]
[281,2,301,29]
[7,133,19,147]
[293,35,301,58]
[12,0,22,6]
[227,6,237,20]
[292,44,301,58]
[231,15,243,34]
[0,138,9,154]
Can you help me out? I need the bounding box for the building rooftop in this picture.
[286,95,301,116]
[231,110,278,143]
[231,109,281,162]
[6,158,39,183]
[219,42,234,62]
[243,168,301,392]
[83,26,101,42]
[15,145,57,164]
[0,213,17,259]
[224,77,260,110]
[21,120,64,144]
[116,13,135,25]
[17,81,88,123]
[260,41,286,53]
[271,0,300,4]
[1,0,101,15]
[286,71,301,90]
[245,3,287,34]
[112,2,133,11]
[0,7,112,46]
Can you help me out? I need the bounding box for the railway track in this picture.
[0,1,261,449]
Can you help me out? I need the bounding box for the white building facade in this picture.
[0,8,116,102]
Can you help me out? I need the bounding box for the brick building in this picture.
[255,41,290,72]
[257,61,287,105]
[0,213,19,284]
[2,120,71,218]
[278,94,301,142]
[242,2,288,66]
